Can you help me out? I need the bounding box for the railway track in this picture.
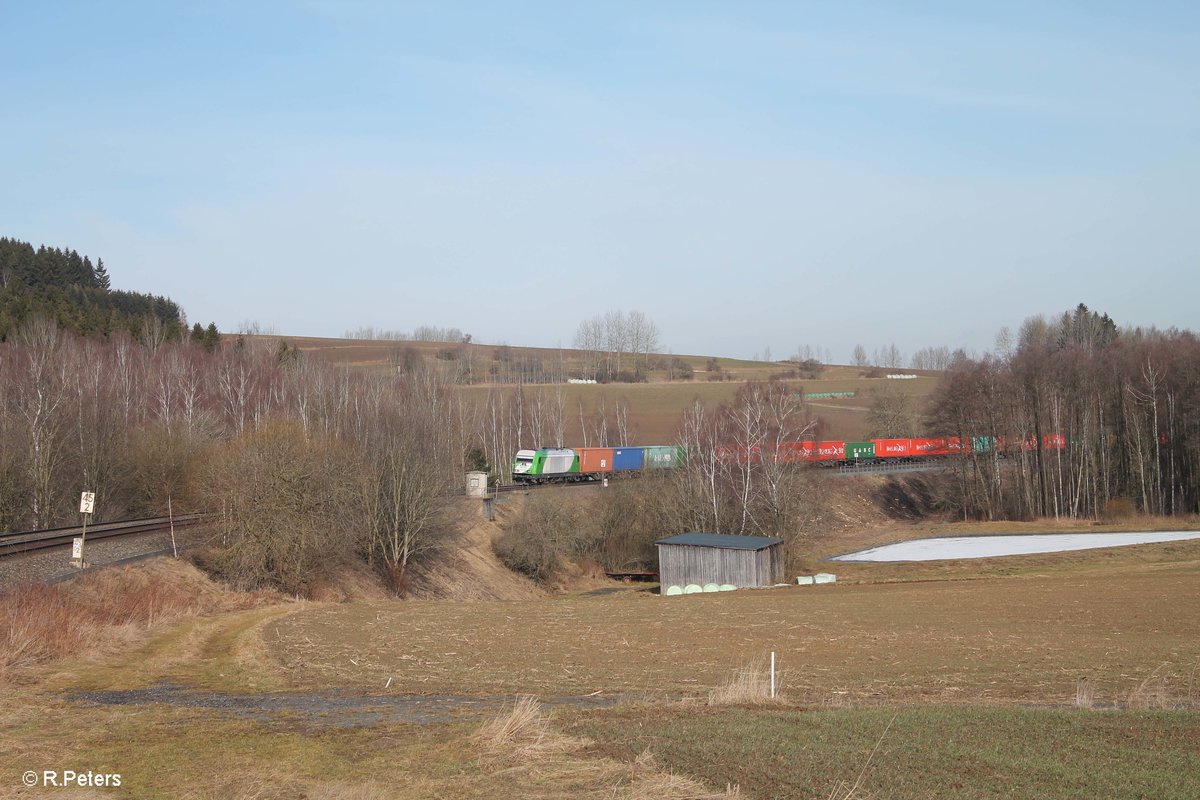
[0,515,206,559]
[493,481,604,493]
[487,461,953,491]
[826,460,952,477]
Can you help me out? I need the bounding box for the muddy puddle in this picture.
[68,684,618,728]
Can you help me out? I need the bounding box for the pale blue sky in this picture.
[3,1,1197,360]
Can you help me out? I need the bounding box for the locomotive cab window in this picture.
[513,450,537,475]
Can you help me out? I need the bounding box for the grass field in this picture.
[5,522,1199,798]
[265,546,1200,707]
[255,334,810,381]
[572,705,1200,800]
[459,377,918,443]
[455,369,937,443]
[253,334,939,442]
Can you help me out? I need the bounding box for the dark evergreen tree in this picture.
[94,257,111,289]
[203,322,221,352]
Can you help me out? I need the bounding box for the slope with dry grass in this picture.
[0,559,271,682]
[406,496,546,601]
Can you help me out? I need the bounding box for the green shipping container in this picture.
[846,441,875,460]
[971,436,994,453]
[644,445,685,468]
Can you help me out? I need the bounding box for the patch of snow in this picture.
[833,531,1200,562]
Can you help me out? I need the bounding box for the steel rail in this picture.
[0,514,206,559]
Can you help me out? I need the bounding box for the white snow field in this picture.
[833,531,1200,562]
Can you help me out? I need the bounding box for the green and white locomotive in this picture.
[511,448,580,483]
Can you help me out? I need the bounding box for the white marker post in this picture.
[770,651,777,699]
[76,491,96,568]
[168,494,178,558]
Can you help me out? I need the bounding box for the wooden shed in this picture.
[655,532,785,591]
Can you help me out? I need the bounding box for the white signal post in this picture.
[75,491,96,568]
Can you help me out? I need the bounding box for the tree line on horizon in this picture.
[928,304,1200,519]
[3,288,1196,596]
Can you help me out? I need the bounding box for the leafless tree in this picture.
[10,323,70,527]
[626,310,660,373]
[910,346,952,371]
[615,397,632,446]
[866,385,920,438]
[928,307,1200,521]
[573,317,604,381]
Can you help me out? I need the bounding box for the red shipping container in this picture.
[873,438,913,458]
[774,441,804,463]
[576,447,614,474]
[910,437,965,457]
[997,436,1030,453]
[911,437,947,456]
[775,441,845,462]
[997,435,1066,453]
[811,440,845,461]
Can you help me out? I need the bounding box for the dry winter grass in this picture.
[468,696,741,799]
[471,695,588,766]
[268,538,1200,707]
[706,658,787,707]
[0,558,268,681]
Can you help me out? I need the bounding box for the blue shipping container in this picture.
[612,447,645,472]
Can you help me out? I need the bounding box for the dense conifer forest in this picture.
[0,237,188,341]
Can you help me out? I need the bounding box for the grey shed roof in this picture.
[655,532,783,551]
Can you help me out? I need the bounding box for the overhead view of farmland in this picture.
[3,2,1198,799]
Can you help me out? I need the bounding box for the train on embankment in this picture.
[512,445,685,484]
[511,434,1067,484]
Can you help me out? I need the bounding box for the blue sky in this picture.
[3,1,1197,361]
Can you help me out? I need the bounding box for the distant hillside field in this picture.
[259,335,939,443]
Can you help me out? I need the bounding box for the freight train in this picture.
[511,435,1066,484]
[511,446,685,484]
[772,434,1066,464]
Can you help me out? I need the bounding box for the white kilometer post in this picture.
[76,491,96,568]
